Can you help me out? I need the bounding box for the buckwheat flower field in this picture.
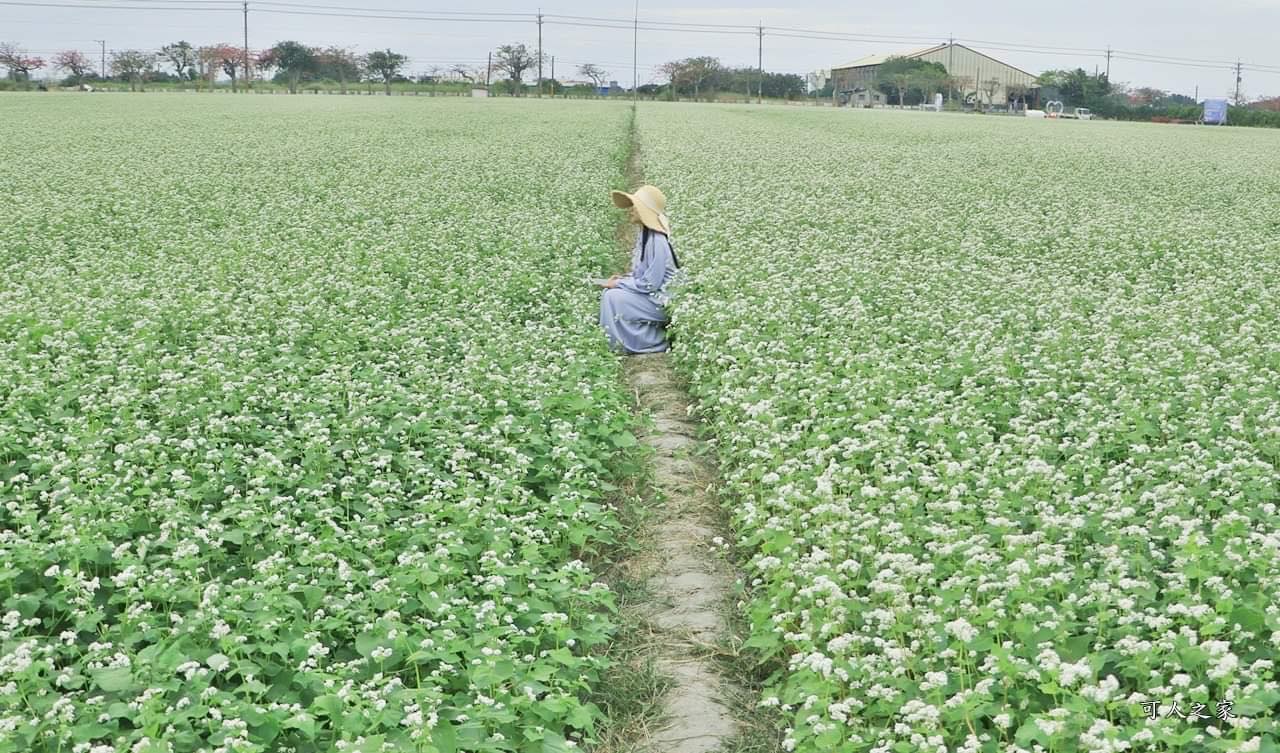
[1,96,638,752]
[644,105,1280,751]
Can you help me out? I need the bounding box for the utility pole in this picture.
[536,9,543,97]
[632,0,638,103]
[486,51,491,87]
[756,22,763,104]
[243,1,250,91]
[1105,46,1112,81]
[550,56,555,96]
[94,39,105,79]
[1234,60,1243,105]
[947,35,954,102]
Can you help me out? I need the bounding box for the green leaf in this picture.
[430,722,458,753]
[567,701,597,731]
[72,722,115,742]
[91,667,136,693]
[356,631,384,658]
[1015,720,1046,746]
[314,694,344,719]
[541,733,572,753]
[283,713,317,739]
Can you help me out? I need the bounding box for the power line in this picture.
[0,0,236,8]
[544,12,755,30]
[255,0,530,15]
[1112,49,1237,66]
[1111,55,1234,71]
[60,0,236,4]
[251,7,531,23]
[960,37,1106,54]
[767,26,957,44]
[546,19,758,35]
[965,44,1105,59]
[6,0,1280,86]
[768,32,947,47]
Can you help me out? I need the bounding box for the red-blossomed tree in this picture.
[195,45,222,90]
[0,42,45,81]
[200,43,245,91]
[253,48,276,85]
[53,50,94,83]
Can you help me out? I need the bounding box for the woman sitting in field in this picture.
[599,184,682,354]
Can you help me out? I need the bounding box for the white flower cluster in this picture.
[1,96,638,750]
[642,103,1280,750]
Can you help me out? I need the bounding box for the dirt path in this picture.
[604,106,740,753]
[619,353,739,753]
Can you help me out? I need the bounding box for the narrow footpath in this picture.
[609,107,741,752]
[621,354,739,753]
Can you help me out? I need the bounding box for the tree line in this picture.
[3,37,811,99]
[0,39,628,96]
[655,56,806,100]
[0,40,414,93]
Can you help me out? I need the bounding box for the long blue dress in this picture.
[599,228,681,354]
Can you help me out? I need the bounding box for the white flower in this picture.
[945,618,978,644]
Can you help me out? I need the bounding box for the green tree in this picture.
[110,49,154,91]
[317,47,361,93]
[660,56,722,99]
[266,41,317,94]
[1037,68,1111,109]
[761,71,805,99]
[577,63,607,89]
[159,41,196,81]
[364,49,408,96]
[875,56,947,106]
[493,44,537,95]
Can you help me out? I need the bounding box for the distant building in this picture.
[847,88,887,107]
[805,69,830,93]
[831,42,1037,107]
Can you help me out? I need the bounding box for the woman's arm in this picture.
[616,234,671,295]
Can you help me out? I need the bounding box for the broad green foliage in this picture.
[643,105,1280,752]
[0,96,635,752]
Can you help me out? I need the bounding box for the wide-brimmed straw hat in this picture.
[611,185,671,235]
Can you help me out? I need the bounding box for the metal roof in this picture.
[831,42,1038,80]
[832,44,946,71]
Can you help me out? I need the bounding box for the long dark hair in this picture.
[640,226,680,268]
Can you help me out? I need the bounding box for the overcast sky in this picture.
[6,0,1280,98]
